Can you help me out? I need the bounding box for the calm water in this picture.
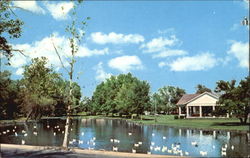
[0,118,249,157]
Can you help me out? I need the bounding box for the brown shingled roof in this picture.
[176,94,200,105]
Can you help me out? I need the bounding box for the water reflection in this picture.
[0,118,249,157]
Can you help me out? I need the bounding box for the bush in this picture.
[174,115,179,119]
[212,107,227,117]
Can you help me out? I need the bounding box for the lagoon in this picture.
[0,118,249,157]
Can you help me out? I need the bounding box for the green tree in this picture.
[115,78,150,116]
[151,86,186,114]
[195,84,212,94]
[0,70,21,119]
[52,79,81,116]
[0,0,24,61]
[91,73,150,117]
[77,96,92,114]
[215,77,250,124]
[20,57,60,121]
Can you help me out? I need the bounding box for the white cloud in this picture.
[13,1,45,14]
[78,47,109,57]
[9,44,31,68]
[10,33,108,74]
[16,68,24,76]
[94,62,112,81]
[90,32,144,45]
[227,41,249,68]
[108,55,143,72]
[152,49,187,58]
[168,52,217,71]
[140,35,179,53]
[45,2,74,20]
[218,56,232,66]
[157,28,175,35]
[158,61,168,68]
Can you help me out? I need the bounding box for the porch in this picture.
[178,105,216,118]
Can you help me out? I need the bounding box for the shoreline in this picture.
[0,115,249,133]
[0,144,178,158]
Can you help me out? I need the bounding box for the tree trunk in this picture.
[239,118,243,124]
[25,110,32,122]
[243,115,248,124]
[62,67,73,148]
[62,112,70,148]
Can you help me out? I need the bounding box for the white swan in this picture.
[191,141,198,146]
[132,149,136,153]
[231,145,234,150]
[200,151,207,156]
[113,146,118,152]
[134,143,139,147]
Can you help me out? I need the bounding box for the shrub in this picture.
[174,115,179,119]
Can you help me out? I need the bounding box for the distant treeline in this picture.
[0,57,249,124]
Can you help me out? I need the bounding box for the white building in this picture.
[177,92,219,118]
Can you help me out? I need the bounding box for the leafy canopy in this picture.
[0,0,24,61]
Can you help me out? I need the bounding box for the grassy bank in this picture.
[130,115,249,132]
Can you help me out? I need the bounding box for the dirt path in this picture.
[0,144,179,158]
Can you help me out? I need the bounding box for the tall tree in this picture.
[0,0,24,61]
[195,84,212,94]
[52,0,89,148]
[91,73,150,117]
[0,70,21,119]
[115,78,150,116]
[20,57,60,121]
[215,77,250,124]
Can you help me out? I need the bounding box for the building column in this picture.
[199,106,202,117]
[212,106,215,111]
[178,106,181,117]
[186,106,189,118]
[193,106,196,114]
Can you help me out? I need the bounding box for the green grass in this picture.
[129,115,249,132]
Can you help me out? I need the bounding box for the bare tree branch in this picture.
[0,44,27,57]
[51,39,70,74]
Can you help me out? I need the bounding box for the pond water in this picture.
[0,118,249,157]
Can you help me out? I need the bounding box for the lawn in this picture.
[129,115,249,132]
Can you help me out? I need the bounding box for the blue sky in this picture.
[2,0,249,97]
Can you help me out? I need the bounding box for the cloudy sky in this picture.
[2,0,249,97]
